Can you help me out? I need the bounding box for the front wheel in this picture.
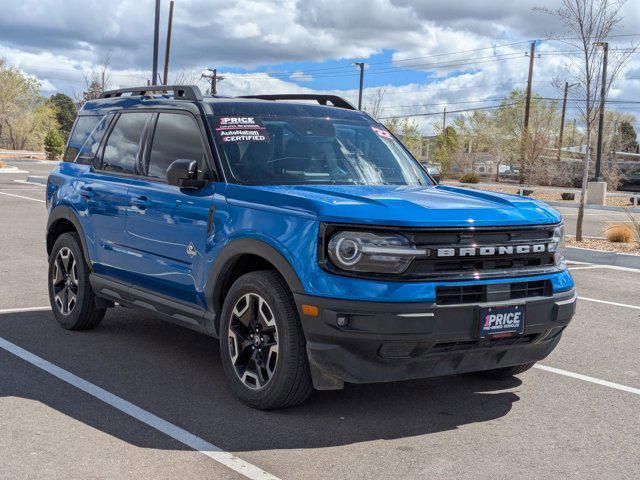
[48,232,106,330]
[219,271,312,409]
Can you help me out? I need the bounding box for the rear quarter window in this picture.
[64,115,102,163]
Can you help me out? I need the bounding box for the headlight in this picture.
[549,224,565,266]
[327,231,424,274]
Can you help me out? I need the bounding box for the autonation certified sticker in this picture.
[217,117,269,142]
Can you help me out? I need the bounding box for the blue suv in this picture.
[46,85,576,409]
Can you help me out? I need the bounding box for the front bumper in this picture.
[294,289,576,390]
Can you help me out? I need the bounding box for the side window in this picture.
[101,112,151,175]
[75,114,114,164]
[63,115,101,163]
[147,113,206,180]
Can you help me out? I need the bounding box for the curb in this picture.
[547,201,640,214]
[566,246,640,269]
[25,176,47,185]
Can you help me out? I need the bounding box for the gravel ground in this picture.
[566,236,640,254]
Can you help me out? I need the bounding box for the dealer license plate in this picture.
[479,305,525,338]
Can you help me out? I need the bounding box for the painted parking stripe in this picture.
[568,266,600,271]
[578,296,640,310]
[0,306,51,314]
[535,364,640,396]
[0,336,281,480]
[0,191,45,203]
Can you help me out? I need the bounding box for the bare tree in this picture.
[79,57,112,105]
[364,87,387,120]
[538,0,638,240]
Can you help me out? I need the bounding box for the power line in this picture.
[378,103,519,120]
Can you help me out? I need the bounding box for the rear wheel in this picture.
[48,232,106,330]
[476,362,535,379]
[219,271,312,409]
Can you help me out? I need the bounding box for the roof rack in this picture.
[100,85,203,101]
[238,94,356,110]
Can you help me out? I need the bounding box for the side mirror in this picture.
[166,159,207,189]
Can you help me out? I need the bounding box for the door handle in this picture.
[131,195,151,208]
[79,186,94,198]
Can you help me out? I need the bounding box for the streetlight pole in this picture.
[352,62,365,110]
[593,41,609,181]
[152,0,161,85]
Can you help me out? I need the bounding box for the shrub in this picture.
[605,224,634,243]
[521,189,534,196]
[460,172,480,184]
[44,129,64,160]
[0,160,5,169]
[622,208,640,246]
[561,192,575,201]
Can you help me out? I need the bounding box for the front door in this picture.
[125,111,217,307]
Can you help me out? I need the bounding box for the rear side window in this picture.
[74,114,113,164]
[101,113,152,175]
[147,113,206,180]
[64,115,101,163]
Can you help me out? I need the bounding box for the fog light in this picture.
[337,316,348,327]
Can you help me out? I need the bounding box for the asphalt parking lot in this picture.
[0,161,639,479]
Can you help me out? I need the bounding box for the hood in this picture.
[224,184,561,227]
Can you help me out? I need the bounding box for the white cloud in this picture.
[289,71,313,82]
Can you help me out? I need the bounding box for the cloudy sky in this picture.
[1,0,639,133]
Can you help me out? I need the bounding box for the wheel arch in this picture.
[47,205,92,269]
[205,238,304,335]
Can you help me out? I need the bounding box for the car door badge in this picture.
[186,242,197,258]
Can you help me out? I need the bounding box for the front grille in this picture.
[404,225,558,280]
[436,280,552,305]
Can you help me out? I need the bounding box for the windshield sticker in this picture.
[371,126,393,139]
[217,117,269,143]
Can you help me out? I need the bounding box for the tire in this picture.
[48,232,106,330]
[476,362,535,380]
[219,270,313,409]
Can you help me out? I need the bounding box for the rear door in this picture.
[125,111,217,307]
[79,111,153,284]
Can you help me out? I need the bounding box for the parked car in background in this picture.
[421,162,441,183]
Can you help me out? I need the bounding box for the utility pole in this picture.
[353,62,365,110]
[521,41,536,182]
[152,0,160,85]
[202,69,225,95]
[593,41,609,181]
[162,0,174,85]
[571,118,576,147]
[442,106,447,133]
[556,82,576,162]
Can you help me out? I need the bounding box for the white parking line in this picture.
[578,296,640,310]
[13,179,46,187]
[0,336,281,480]
[0,306,51,314]
[568,266,600,271]
[0,191,45,203]
[535,364,640,396]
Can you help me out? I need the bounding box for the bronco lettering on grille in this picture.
[436,243,551,257]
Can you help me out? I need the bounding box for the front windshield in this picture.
[208,105,431,186]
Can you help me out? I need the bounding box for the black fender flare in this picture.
[47,205,92,268]
[204,238,304,334]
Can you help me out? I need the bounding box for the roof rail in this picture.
[238,94,356,110]
[100,85,203,101]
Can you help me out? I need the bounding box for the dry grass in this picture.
[605,224,634,243]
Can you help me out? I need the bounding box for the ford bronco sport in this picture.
[46,85,576,409]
